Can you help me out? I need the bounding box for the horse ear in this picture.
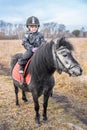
[50,40,55,45]
[59,37,65,45]
[60,37,65,40]
[60,37,65,42]
[56,37,66,49]
[57,37,65,43]
[56,37,64,49]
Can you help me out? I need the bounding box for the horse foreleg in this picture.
[22,90,28,102]
[43,92,50,121]
[14,83,19,106]
[32,93,40,125]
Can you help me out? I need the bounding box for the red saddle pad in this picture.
[12,61,31,85]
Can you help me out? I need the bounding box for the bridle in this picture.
[52,44,62,74]
[52,44,77,74]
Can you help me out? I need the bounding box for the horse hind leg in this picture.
[22,90,28,102]
[14,83,19,106]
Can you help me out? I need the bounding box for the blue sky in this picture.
[0,0,87,30]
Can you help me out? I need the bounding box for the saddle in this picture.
[12,59,31,85]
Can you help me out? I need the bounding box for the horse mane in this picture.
[28,41,55,81]
[56,37,74,51]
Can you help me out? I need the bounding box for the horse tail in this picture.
[10,53,23,74]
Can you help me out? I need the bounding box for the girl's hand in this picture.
[32,47,38,52]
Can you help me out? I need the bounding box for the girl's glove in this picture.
[32,47,38,52]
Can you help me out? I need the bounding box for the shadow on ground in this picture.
[53,93,87,126]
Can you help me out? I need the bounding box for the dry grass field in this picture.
[0,38,87,130]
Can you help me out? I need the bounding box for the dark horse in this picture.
[10,38,82,125]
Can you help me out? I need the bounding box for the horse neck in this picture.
[28,43,56,80]
[40,43,55,71]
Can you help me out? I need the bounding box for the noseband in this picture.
[52,44,77,74]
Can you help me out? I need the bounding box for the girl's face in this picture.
[28,25,38,32]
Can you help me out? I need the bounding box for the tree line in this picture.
[0,20,87,40]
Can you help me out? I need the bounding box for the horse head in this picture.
[52,37,82,76]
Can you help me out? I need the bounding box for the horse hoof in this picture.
[36,122,41,127]
[24,99,28,102]
[16,104,20,107]
[43,117,48,122]
[35,119,41,127]
[22,97,28,102]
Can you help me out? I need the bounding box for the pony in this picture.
[10,38,82,125]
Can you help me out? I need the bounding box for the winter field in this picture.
[0,38,87,130]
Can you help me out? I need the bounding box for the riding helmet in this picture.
[26,16,40,27]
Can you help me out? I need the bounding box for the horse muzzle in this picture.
[68,65,83,77]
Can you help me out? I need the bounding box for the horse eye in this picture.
[63,54,67,57]
[65,61,69,64]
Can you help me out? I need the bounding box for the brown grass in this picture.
[0,38,87,130]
